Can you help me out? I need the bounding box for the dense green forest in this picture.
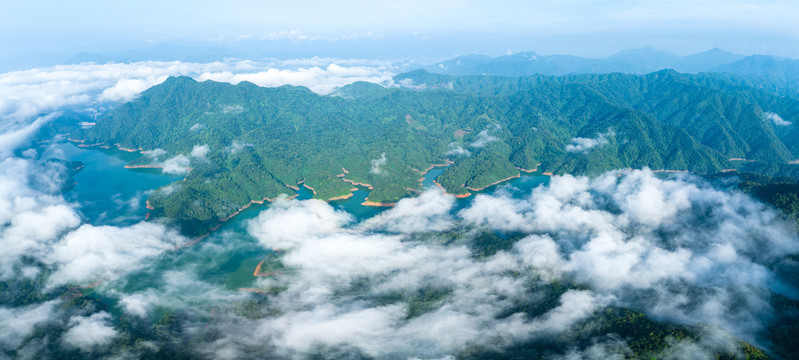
[69,70,799,235]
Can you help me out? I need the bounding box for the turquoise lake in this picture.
[49,141,550,310]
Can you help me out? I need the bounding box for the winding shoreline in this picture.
[328,187,359,201]
[342,178,374,189]
[253,259,282,277]
[432,179,471,198]
[516,163,541,173]
[361,200,397,207]
[465,173,521,191]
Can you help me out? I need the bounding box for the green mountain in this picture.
[711,55,799,98]
[70,71,799,235]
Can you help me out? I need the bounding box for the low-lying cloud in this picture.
[0,58,403,124]
[764,111,792,126]
[369,152,388,175]
[241,197,607,357]
[62,312,117,351]
[462,169,797,338]
[565,129,614,153]
[469,125,500,148]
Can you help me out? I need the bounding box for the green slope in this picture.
[71,72,797,235]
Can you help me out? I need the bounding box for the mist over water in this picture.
[1,129,796,358]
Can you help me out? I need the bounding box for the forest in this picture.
[68,70,799,235]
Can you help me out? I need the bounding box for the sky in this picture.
[2,0,799,69]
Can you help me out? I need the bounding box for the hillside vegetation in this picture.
[71,71,799,235]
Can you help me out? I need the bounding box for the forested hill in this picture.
[71,71,799,235]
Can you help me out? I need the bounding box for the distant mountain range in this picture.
[427,47,745,75]
[425,48,799,98]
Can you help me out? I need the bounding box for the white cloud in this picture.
[363,188,455,233]
[566,129,614,153]
[0,61,228,122]
[446,143,471,157]
[244,195,600,357]
[197,63,396,95]
[220,104,243,114]
[469,125,500,148]
[0,59,403,124]
[118,292,160,318]
[143,148,167,159]
[764,111,791,126]
[261,29,309,41]
[0,301,59,350]
[460,168,799,336]
[62,312,117,351]
[227,140,253,153]
[191,144,210,160]
[0,157,82,275]
[98,77,161,102]
[189,123,205,131]
[46,221,187,286]
[370,152,387,175]
[248,198,353,250]
[158,183,181,196]
[161,154,190,174]
[114,270,248,318]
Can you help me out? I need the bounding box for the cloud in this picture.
[764,111,791,126]
[469,125,500,148]
[446,143,471,157]
[143,148,167,159]
[248,198,353,250]
[370,152,388,175]
[0,59,403,124]
[243,195,602,357]
[555,337,631,360]
[98,78,161,102]
[363,188,455,233]
[460,169,798,337]
[114,270,249,318]
[197,63,396,95]
[191,144,210,160]
[160,154,190,174]
[0,157,82,275]
[158,183,181,196]
[566,129,614,153]
[45,221,187,286]
[260,30,309,41]
[118,292,160,318]
[0,61,229,122]
[227,140,253,153]
[220,104,243,114]
[62,312,117,351]
[189,123,205,131]
[0,114,58,158]
[0,301,59,350]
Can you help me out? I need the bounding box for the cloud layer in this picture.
[0,59,401,125]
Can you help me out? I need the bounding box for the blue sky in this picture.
[2,0,798,68]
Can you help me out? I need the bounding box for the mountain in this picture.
[711,55,799,98]
[425,47,746,76]
[68,71,799,235]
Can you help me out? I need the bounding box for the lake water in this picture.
[41,142,182,226]
[56,142,550,307]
